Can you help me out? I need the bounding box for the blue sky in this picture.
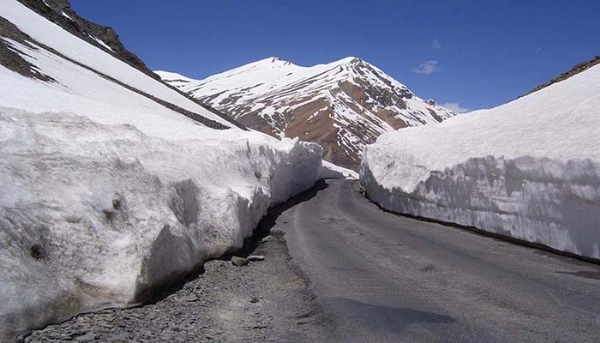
[71,0,599,111]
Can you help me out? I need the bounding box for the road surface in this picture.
[276,179,600,342]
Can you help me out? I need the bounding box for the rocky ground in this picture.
[20,216,333,342]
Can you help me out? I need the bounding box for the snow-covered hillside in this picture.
[361,63,600,260]
[0,1,325,340]
[0,0,238,132]
[157,57,456,170]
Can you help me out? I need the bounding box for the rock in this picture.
[260,236,276,243]
[248,255,265,262]
[75,333,96,342]
[231,256,249,267]
[176,295,199,303]
[250,297,260,304]
[68,330,86,339]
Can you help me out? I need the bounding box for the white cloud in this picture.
[440,102,470,113]
[412,61,439,74]
[432,40,442,50]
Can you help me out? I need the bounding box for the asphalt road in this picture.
[276,179,600,342]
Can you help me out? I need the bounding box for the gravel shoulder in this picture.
[21,186,334,343]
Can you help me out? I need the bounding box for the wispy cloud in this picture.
[432,40,442,50]
[412,61,439,74]
[440,102,470,113]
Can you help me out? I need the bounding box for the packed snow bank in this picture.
[0,106,322,340]
[318,160,359,179]
[361,64,600,260]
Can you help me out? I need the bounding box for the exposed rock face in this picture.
[158,57,456,170]
[16,0,159,79]
[0,16,55,82]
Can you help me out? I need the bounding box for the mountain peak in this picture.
[160,56,456,170]
[333,56,366,66]
[262,56,293,66]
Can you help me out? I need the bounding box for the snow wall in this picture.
[361,154,600,259]
[361,65,600,262]
[0,107,322,340]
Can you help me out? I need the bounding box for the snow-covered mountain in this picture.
[362,60,600,260]
[0,1,332,340]
[157,57,456,170]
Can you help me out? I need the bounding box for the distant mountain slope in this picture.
[158,57,456,170]
[525,55,600,96]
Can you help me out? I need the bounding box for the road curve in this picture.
[277,179,600,342]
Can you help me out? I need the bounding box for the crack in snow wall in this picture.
[0,107,322,341]
[361,150,600,260]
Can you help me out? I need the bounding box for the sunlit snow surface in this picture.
[361,64,600,259]
[0,0,325,339]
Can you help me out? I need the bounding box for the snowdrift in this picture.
[361,64,600,260]
[0,107,322,339]
[318,160,359,180]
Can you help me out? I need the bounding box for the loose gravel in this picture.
[21,230,332,343]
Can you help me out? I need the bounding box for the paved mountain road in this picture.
[276,179,600,342]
